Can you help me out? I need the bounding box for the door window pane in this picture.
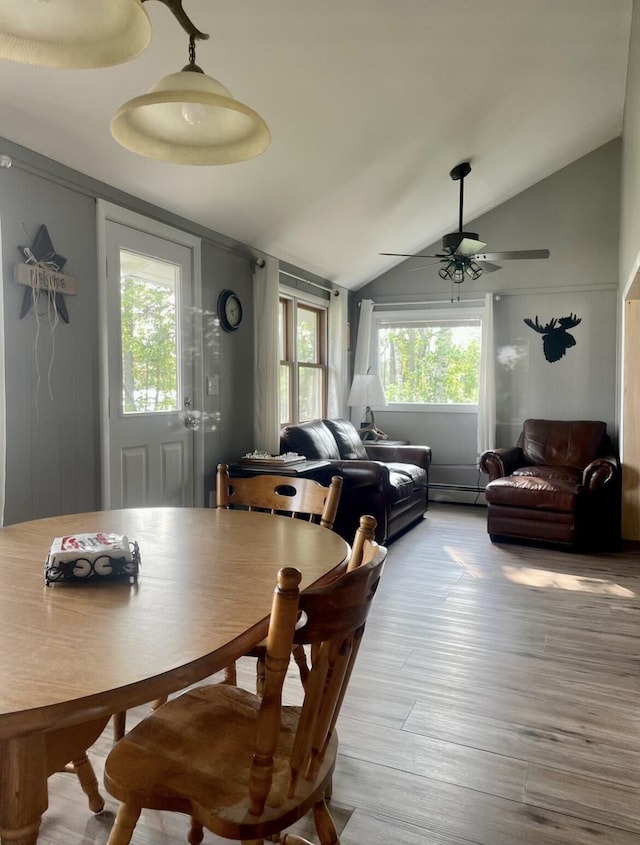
[120,249,180,414]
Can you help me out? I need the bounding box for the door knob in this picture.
[183,412,201,430]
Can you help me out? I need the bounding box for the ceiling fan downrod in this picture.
[450,161,471,233]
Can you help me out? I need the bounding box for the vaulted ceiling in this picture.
[0,1,632,290]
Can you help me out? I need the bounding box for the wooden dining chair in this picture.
[216,463,344,688]
[104,544,387,845]
[262,512,378,696]
[216,463,343,528]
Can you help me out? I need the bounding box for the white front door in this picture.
[98,203,203,509]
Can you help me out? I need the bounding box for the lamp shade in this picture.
[111,68,271,165]
[347,373,387,408]
[0,0,151,68]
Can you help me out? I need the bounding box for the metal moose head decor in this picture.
[524,313,581,363]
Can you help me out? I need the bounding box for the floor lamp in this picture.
[347,373,389,441]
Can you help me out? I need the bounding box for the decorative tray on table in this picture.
[239,450,307,467]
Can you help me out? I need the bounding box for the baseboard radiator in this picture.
[428,482,486,506]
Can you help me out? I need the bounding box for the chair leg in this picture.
[256,654,266,697]
[292,644,310,686]
[69,754,105,813]
[313,797,339,845]
[107,802,141,845]
[112,711,127,742]
[324,776,333,802]
[224,661,238,685]
[188,817,204,844]
[150,696,167,711]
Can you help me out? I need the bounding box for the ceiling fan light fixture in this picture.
[111,40,271,165]
[465,260,483,280]
[0,0,151,68]
[452,266,465,284]
[438,260,455,281]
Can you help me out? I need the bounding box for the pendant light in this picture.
[111,36,271,165]
[0,0,151,69]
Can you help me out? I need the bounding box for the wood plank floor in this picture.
[42,503,640,844]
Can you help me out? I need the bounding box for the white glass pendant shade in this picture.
[111,69,271,165]
[0,0,151,68]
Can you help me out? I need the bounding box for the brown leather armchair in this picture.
[480,419,621,550]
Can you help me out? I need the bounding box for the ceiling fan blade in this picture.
[379,252,444,259]
[474,249,550,261]
[476,260,502,273]
[455,237,487,256]
[406,261,442,273]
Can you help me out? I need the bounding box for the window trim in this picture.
[370,305,484,412]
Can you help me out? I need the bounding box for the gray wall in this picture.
[0,138,331,524]
[621,0,640,290]
[1,162,100,524]
[355,140,620,499]
[200,240,255,503]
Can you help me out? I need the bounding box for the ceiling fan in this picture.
[380,162,550,283]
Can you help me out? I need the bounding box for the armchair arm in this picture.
[364,444,432,470]
[480,447,527,481]
[583,456,619,492]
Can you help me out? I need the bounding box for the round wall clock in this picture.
[217,289,243,332]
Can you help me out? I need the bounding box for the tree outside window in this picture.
[121,275,179,413]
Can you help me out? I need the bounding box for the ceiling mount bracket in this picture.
[450,161,471,182]
[143,0,210,41]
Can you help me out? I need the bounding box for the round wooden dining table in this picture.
[0,507,349,845]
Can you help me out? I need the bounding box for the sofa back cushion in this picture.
[280,419,341,460]
[322,419,368,460]
[518,419,607,468]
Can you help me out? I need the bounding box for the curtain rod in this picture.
[279,268,339,296]
[368,298,486,307]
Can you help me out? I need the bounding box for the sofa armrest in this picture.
[318,460,391,544]
[480,447,527,481]
[324,459,389,490]
[583,456,619,492]
[364,444,432,470]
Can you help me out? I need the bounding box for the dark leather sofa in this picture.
[280,418,431,544]
[480,418,621,550]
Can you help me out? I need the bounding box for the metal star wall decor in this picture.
[17,224,72,322]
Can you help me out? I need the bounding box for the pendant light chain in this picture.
[188,35,196,66]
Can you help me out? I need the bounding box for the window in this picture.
[373,308,482,408]
[279,292,327,424]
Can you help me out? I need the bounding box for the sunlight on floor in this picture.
[444,546,485,578]
[500,565,636,596]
